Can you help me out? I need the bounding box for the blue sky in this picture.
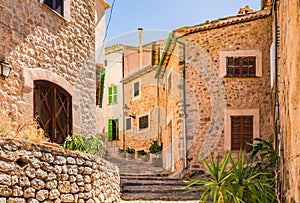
[105,0,261,46]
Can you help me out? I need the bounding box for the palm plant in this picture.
[185,147,277,203]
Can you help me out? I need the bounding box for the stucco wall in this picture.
[0,138,120,203]
[0,0,99,136]
[277,0,300,202]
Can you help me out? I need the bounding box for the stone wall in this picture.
[277,0,300,202]
[0,0,99,136]
[0,138,120,203]
[164,9,274,171]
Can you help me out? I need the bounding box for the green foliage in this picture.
[138,150,148,156]
[149,140,162,154]
[125,147,135,154]
[185,137,278,203]
[63,134,104,157]
[248,134,278,175]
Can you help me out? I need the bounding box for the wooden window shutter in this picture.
[113,86,118,103]
[108,119,113,141]
[231,116,253,150]
[226,56,256,77]
[108,86,112,104]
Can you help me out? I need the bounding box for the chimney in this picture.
[261,0,272,9]
[138,28,143,69]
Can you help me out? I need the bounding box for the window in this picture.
[226,56,256,77]
[126,118,131,130]
[231,116,253,150]
[133,82,139,97]
[167,72,172,90]
[225,109,259,151]
[43,0,64,16]
[108,119,119,141]
[108,86,117,104]
[139,115,149,130]
[220,50,262,77]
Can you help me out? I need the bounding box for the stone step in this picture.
[122,184,202,192]
[120,172,205,201]
[121,190,202,201]
[121,179,189,186]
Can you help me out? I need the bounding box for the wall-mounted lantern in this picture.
[123,104,136,119]
[0,61,12,79]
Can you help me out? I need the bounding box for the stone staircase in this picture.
[121,173,204,201]
[103,141,206,201]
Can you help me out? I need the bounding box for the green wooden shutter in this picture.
[108,119,113,141]
[108,86,112,104]
[113,86,118,103]
[99,68,105,108]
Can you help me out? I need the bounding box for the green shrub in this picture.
[63,134,104,157]
[149,141,162,154]
[185,136,278,203]
[125,147,135,154]
[138,150,148,156]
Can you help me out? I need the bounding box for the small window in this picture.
[133,82,139,97]
[44,0,64,16]
[108,86,118,104]
[139,115,149,130]
[126,118,131,130]
[226,56,256,77]
[167,72,172,90]
[231,116,253,150]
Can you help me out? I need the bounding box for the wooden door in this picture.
[34,80,72,144]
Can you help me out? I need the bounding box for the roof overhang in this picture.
[98,0,110,10]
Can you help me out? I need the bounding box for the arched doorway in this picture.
[34,80,72,144]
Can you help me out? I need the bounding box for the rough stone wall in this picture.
[0,138,120,203]
[159,51,187,171]
[123,68,162,151]
[168,11,274,171]
[277,0,300,202]
[0,0,97,136]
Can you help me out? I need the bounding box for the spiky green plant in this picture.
[185,148,277,203]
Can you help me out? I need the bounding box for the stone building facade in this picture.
[0,0,109,143]
[276,0,300,202]
[156,7,274,171]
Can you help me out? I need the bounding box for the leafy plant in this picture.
[247,134,278,175]
[149,140,162,154]
[63,134,104,157]
[138,150,148,156]
[185,146,277,203]
[125,147,135,154]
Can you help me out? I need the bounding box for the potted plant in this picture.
[137,150,149,162]
[125,147,135,160]
[118,148,126,158]
[149,141,162,166]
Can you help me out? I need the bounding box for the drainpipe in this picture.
[122,49,126,150]
[272,0,282,200]
[273,0,279,153]
[138,28,143,69]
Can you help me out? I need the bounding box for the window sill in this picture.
[41,3,69,22]
[138,127,151,133]
[224,76,260,79]
[108,102,118,105]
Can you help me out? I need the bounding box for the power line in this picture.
[104,0,117,41]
